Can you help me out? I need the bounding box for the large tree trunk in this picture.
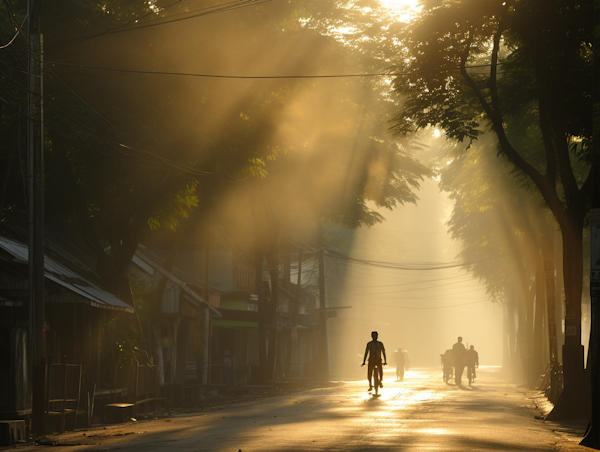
[532,254,545,384]
[547,214,590,420]
[503,302,511,373]
[560,215,584,376]
[516,283,534,386]
[542,237,559,365]
[506,287,522,382]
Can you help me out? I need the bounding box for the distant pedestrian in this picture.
[441,349,453,383]
[452,337,467,385]
[395,347,406,381]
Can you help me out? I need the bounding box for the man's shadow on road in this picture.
[361,394,384,413]
[456,383,483,391]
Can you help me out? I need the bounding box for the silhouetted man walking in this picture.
[452,336,466,385]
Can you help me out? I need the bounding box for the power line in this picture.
[95,0,271,36]
[45,66,120,133]
[0,69,214,176]
[45,61,516,80]
[0,14,27,49]
[360,299,488,310]
[40,0,268,50]
[325,248,503,271]
[350,280,485,296]
[6,0,271,65]
[45,98,212,175]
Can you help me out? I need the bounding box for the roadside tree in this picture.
[391,0,592,418]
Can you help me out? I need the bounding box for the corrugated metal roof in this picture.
[131,254,155,276]
[135,248,221,317]
[0,237,134,313]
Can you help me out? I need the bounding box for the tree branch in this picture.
[460,27,566,222]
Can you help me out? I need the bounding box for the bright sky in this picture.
[379,0,420,8]
[378,0,421,21]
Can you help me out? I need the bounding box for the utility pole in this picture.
[28,0,45,435]
[581,0,599,443]
[255,247,266,382]
[284,247,303,380]
[28,0,44,367]
[202,217,210,384]
[317,223,329,381]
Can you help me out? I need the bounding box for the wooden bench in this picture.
[103,403,135,423]
[130,360,169,416]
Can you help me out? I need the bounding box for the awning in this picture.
[0,237,134,313]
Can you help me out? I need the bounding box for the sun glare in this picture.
[379,0,419,8]
[378,0,421,20]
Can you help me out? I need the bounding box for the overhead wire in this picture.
[2,65,214,176]
[43,0,272,53]
[0,14,27,49]
[0,77,167,197]
[360,299,488,310]
[2,0,272,71]
[325,248,503,271]
[45,95,209,173]
[45,66,121,133]
[342,273,475,289]
[350,279,485,296]
[96,0,272,35]
[45,61,518,80]
[328,269,487,297]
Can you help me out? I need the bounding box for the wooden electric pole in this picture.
[203,216,211,384]
[28,0,45,435]
[28,0,45,368]
[284,247,303,380]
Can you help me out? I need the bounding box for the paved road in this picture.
[20,367,589,452]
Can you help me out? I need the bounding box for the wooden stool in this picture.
[0,420,26,446]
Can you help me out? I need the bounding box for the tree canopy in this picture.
[0,0,432,306]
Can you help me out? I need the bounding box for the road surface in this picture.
[19,367,589,452]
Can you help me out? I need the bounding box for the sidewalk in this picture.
[528,390,589,451]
